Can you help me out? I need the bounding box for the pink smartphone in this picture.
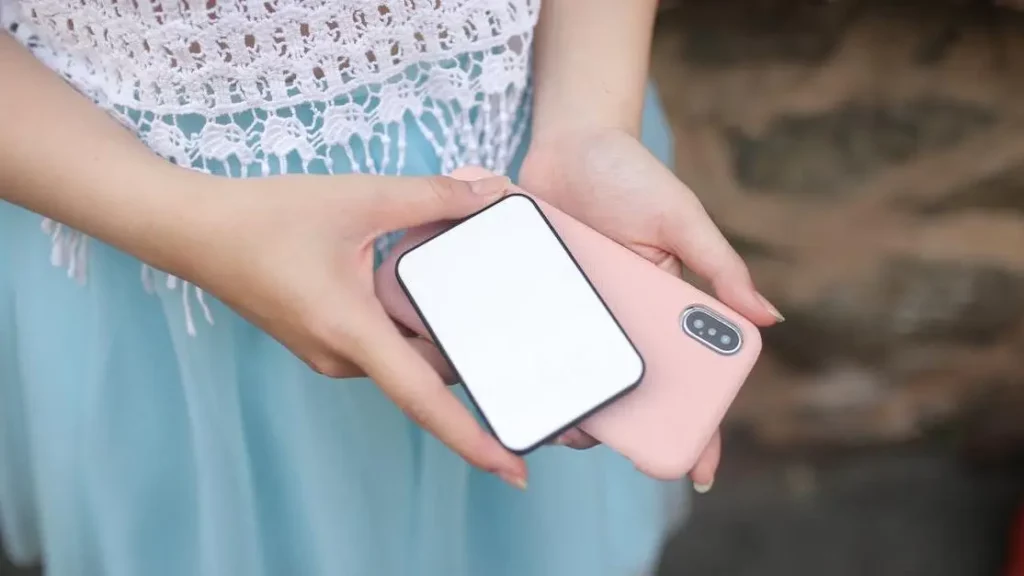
[374,167,762,480]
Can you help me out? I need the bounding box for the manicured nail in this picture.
[756,292,785,323]
[693,480,714,494]
[499,471,528,490]
[468,176,510,196]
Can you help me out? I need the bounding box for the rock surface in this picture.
[652,0,1024,450]
[657,433,1024,576]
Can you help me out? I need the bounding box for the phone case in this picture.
[374,168,762,480]
[394,193,645,455]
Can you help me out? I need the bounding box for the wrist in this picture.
[520,126,635,200]
[89,161,226,280]
[530,115,641,154]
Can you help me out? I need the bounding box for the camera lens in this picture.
[681,306,742,355]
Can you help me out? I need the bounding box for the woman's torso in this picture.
[1,0,540,300]
[0,4,687,575]
[1,0,540,174]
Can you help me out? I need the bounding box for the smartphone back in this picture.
[547,203,762,479]
[375,169,762,480]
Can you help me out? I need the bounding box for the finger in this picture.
[448,166,496,181]
[552,428,600,450]
[343,300,527,489]
[655,254,684,278]
[655,172,783,327]
[689,429,721,493]
[308,333,455,384]
[367,174,510,233]
[405,337,457,384]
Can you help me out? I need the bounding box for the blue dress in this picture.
[0,87,687,576]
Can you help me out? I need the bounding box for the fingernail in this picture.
[756,292,785,323]
[468,176,510,196]
[498,471,528,490]
[693,479,714,494]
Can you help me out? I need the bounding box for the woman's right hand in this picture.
[0,33,527,489]
[161,171,528,489]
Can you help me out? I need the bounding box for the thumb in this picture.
[371,175,509,232]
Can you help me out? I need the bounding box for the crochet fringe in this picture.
[38,89,531,336]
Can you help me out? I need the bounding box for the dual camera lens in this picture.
[681,306,742,355]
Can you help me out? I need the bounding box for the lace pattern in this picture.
[1,0,539,334]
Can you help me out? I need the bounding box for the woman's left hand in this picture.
[519,127,784,490]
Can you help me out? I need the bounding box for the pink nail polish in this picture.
[756,293,785,323]
[498,471,528,490]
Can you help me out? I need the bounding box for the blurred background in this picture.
[5,1,1024,575]
[652,0,1024,574]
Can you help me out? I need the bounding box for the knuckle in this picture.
[307,310,357,353]
[401,393,434,428]
[716,251,754,284]
[303,313,369,374]
[424,176,460,204]
[461,429,501,469]
[306,353,345,378]
[398,383,450,432]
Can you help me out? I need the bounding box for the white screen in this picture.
[396,194,644,452]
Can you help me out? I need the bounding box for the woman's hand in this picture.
[164,171,528,489]
[0,34,527,487]
[519,128,784,490]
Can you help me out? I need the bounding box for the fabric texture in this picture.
[1,0,538,317]
[0,1,688,573]
[0,84,687,575]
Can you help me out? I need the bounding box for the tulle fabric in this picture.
[0,87,686,576]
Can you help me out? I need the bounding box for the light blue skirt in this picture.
[0,88,686,576]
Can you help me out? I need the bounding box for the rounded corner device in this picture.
[392,243,414,284]
[394,193,542,285]
[375,174,763,480]
[624,348,646,390]
[680,304,745,356]
[502,191,543,211]
[391,190,647,456]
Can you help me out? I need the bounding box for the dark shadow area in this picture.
[1,535,40,576]
[658,432,1024,576]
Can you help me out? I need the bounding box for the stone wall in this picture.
[652,1,1024,452]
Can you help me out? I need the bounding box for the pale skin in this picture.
[0,1,781,492]
[525,1,784,489]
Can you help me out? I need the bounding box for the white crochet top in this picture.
[1,0,539,332]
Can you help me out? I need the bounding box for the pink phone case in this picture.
[374,167,762,480]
